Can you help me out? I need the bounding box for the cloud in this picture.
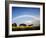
[12,15,40,21]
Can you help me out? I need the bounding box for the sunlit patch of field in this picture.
[12,26,32,29]
[12,25,33,31]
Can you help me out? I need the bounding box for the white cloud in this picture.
[13,15,40,21]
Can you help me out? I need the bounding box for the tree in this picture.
[19,24,26,26]
[12,23,17,26]
[28,24,33,26]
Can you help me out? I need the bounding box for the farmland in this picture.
[12,23,40,31]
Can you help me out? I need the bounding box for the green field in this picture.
[12,26,32,29]
[12,23,40,31]
[12,25,32,31]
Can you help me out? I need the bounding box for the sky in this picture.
[12,7,40,25]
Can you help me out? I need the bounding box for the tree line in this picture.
[12,23,33,27]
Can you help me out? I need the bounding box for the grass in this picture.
[12,26,32,29]
[12,26,33,31]
[12,25,40,31]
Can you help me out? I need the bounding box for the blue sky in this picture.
[12,7,40,18]
[12,7,40,25]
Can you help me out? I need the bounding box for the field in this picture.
[12,24,40,31]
